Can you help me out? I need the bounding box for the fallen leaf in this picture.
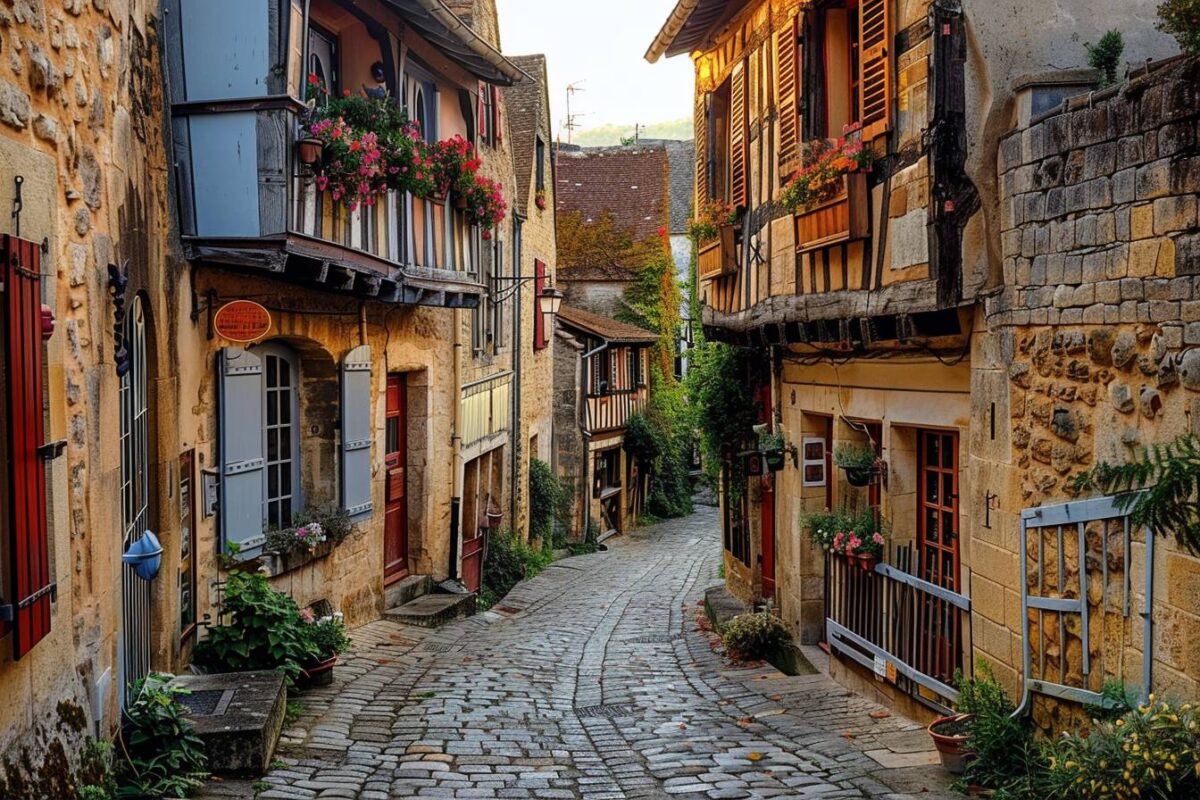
[870,710,891,719]
[770,694,782,701]
[842,731,856,740]
[678,723,687,730]
[747,752,764,762]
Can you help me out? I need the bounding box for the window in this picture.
[307,24,339,105]
[802,437,827,488]
[802,0,892,140]
[260,344,301,529]
[120,294,152,693]
[477,81,492,146]
[590,349,611,395]
[535,136,546,192]
[628,347,643,388]
[918,429,959,591]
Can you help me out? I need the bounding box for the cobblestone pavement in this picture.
[200,506,957,799]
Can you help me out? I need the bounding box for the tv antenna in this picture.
[565,81,586,144]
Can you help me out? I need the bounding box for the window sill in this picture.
[259,540,335,578]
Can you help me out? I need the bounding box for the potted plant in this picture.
[759,429,787,472]
[298,614,351,689]
[834,442,879,487]
[927,661,1015,775]
[296,135,325,166]
[820,507,887,570]
[928,713,973,774]
[535,189,547,211]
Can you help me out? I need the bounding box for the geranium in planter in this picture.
[297,613,351,689]
[688,200,738,245]
[535,189,547,211]
[264,504,357,559]
[780,137,873,213]
[461,174,508,233]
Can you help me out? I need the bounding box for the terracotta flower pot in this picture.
[855,553,879,572]
[928,714,974,774]
[296,137,324,166]
[454,195,469,210]
[298,654,338,689]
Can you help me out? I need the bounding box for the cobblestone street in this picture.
[202,507,956,799]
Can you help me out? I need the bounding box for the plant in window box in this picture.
[263,504,357,564]
[781,138,873,212]
[688,200,738,245]
[834,442,880,486]
[430,134,483,207]
[461,174,508,235]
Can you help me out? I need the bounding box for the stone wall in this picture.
[552,329,585,537]
[973,56,1200,722]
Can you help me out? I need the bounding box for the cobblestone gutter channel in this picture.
[199,507,956,799]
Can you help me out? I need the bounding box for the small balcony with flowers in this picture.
[162,0,524,308]
[783,136,872,255]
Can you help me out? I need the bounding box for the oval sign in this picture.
[213,300,272,343]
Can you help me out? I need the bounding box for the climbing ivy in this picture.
[686,341,760,496]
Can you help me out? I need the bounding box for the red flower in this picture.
[657,226,667,239]
[342,88,351,97]
[307,73,320,85]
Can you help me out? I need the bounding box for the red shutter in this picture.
[730,61,748,209]
[776,15,800,176]
[533,259,546,351]
[477,81,489,143]
[859,0,893,138]
[2,235,53,659]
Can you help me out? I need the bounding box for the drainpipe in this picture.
[579,341,608,541]
[450,305,464,580]
[509,215,524,535]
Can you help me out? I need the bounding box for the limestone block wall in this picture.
[975,56,1200,725]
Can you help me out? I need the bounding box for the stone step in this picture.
[169,671,286,776]
[383,573,434,610]
[383,591,477,628]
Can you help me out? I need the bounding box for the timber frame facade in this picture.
[650,0,1196,725]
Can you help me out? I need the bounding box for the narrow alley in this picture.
[202,508,954,800]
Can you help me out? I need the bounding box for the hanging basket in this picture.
[842,465,875,487]
[763,448,786,472]
[855,552,879,572]
[296,137,325,166]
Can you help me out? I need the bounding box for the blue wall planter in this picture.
[122,531,163,581]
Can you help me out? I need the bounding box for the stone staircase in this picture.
[383,574,477,628]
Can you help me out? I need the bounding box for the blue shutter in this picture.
[219,347,266,556]
[341,345,373,519]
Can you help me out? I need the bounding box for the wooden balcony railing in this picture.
[460,372,511,448]
[585,386,648,434]
[294,179,401,261]
[795,172,868,253]
[697,225,737,281]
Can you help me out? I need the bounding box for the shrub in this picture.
[1046,695,1200,799]
[953,663,1043,795]
[1157,0,1200,56]
[528,458,568,546]
[721,612,791,661]
[480,528,552,608]
[116,674,209,799]
[303,615,350,661]
[192,571,318,683]
[1086,30,1125,86]
[686,342,759,494]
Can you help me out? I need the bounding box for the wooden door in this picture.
[384,375,409,583]
[917,428,961,682]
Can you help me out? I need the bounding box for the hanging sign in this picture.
[213,300,272,343]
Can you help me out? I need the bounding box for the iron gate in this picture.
[119,295,152,704]
[1017,494,1154,715]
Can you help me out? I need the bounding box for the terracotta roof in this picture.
[502,54,551,216]
[555,145,669,244]
[557,305,658,344]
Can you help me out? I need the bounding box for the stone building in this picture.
[647,0,1191,725]
[0,0,557,788]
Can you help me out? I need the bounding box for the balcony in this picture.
[697,225,737,281]
[795,172,868,253]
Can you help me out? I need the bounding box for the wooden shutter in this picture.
[477,81,489,143]
[533,260,547,351]
[859,0,893,138]
[218,347,265,556]
[694,92,709,204]
[3,236,53,659]
[341,345,373,519]
[493,86,504,144]
[776,15,800,174]
[730,62,748,209]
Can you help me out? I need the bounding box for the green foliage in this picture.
[951,662,1040,794]
[192,571,319,683]
[1157,0,1200,55]
[625,371,695,520]
[1083,679,1134,721]
[480,528,553,608]
[1073,434,1200,553]
[304,616,350,661]
[802,505,888,557]
[720,612,792,661]
[264,504,358,556]
[833,442,877,469]
[77,740,117,800]
[556,211,661,270]
[686,341,760,494]
[1086,30,1125,86]
[1047,696,1200,799]
[283,700,305,728]
[528,458,569,546]
[116,674,209,799]
[618,244,682,378]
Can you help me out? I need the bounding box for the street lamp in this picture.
[538,286,564,333]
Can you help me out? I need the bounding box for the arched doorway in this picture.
[119,294,152,704]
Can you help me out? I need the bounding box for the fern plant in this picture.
[1073,435,1200,553]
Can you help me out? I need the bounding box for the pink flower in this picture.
[873,532,884,545]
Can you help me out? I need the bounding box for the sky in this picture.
[496,0,695,143]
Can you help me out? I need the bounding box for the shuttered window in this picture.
[776,15,801,175]
[340,345,373,519]
[1,236,53,659]
[859,0,892,138]
[478,81,490,144]
[261,345,300,530]
[493,85,504,144]
[694,92,710,203]
[533,259,547,351]
[218,347,266,556]
[729,61,748,209]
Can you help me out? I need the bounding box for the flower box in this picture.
[794,171,868,253]
[697,224,737,280]
[259,540,334,578]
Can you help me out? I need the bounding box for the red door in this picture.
[384,375,409,583]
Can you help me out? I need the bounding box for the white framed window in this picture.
[802,436,827,488]
[260,343,301,529]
